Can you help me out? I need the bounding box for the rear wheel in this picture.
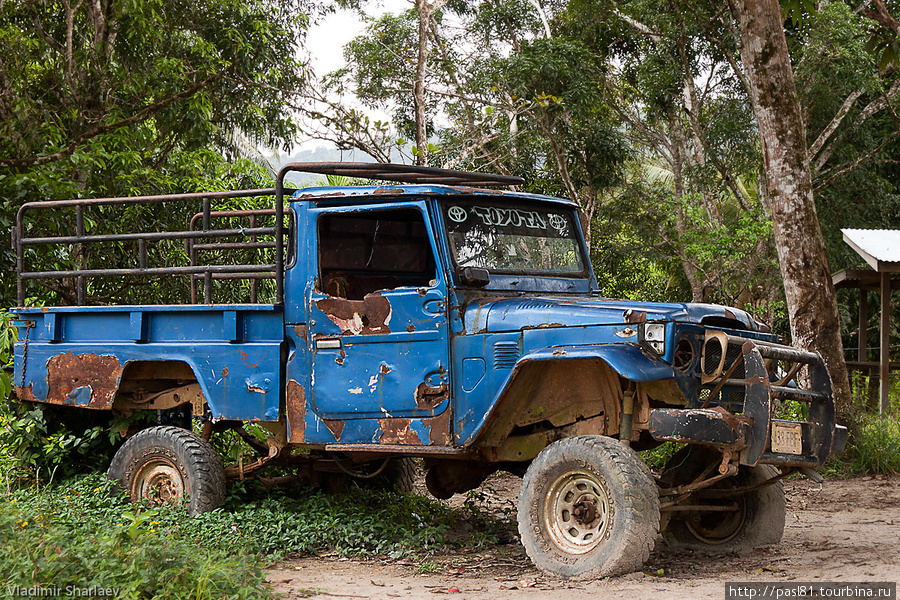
[517,435,659,579]
[108,425,225,515]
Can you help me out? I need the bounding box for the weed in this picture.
[1,476,272,599]
[845,414,900,475]
[640,442,685,471]
[415,559,440,574]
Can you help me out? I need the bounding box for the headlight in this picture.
[643,322,667,355]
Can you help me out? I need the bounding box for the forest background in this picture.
[1,0,900,418]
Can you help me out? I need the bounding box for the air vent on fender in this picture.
[516,299,555,309]
[493,342,521,369]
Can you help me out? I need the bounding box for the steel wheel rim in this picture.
[543,469,611,554]
[132,458,185,505]
[685,495,747,544]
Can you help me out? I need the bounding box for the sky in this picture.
[306,0,412,76]
[296,0,412,152]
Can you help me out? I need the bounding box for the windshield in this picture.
[443,200,587,275]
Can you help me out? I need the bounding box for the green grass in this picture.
[1,470,508,599]
[843,414,900,476]
[1,476,270,599]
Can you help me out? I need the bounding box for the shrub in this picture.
[1,476,272,599]
[845,414,900,475]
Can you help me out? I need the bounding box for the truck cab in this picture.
[12,162,847,580]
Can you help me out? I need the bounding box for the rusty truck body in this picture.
[12,162,847,579]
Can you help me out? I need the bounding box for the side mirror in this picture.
[460,267,490,287]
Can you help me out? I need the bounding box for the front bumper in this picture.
[648,339,846,469]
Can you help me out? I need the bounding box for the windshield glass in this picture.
[442,200,587,275]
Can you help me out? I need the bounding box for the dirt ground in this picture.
[266,473,900,599]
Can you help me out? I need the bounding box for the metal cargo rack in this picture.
[13,162,524,306]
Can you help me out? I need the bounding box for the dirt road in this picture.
[266,475,900,599]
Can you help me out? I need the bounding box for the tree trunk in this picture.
[413,0,448,165]
[732,0,853,423]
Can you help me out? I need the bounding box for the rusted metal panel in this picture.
[45,351,123,408]
[286,379,306,443]
[378,418,422,444]
[322,419,345,441]
[314,293,392,335]
[648,406,750,448]
[423,409,452,446]
[474,358,622,448]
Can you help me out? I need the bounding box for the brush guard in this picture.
[649,339,847,469]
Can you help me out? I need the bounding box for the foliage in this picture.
[639,442,685,471]
[2,470,506,572]
[843,414,900,476]
[0,0,310,307]
[1,476,272,599]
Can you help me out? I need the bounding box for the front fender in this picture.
[463,343,675,446]
[520,343,675,382]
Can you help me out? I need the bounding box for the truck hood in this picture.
[462,296,761,333]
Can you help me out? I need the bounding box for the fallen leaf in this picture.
[371,580,385,587]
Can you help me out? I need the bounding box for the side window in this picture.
[318,208,436,300]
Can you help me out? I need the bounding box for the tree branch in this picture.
[813,129,900,192]
[814,76,900,171]
[808,88,864,163]
[0,67,231,168]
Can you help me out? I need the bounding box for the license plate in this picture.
[771,422,803,454]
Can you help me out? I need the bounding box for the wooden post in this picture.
[858,287,867,362]
[880,271,890,414]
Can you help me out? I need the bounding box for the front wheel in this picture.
[517,435,660,580]
[662,461,785,551]
[108,425,225,515]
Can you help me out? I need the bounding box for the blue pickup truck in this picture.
[12,163,846,579]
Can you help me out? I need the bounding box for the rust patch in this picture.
[380,363,391,374]
[415,382,448,410]
[552,348,567,357]
[323,418,345,442]
[709,406,752,431]
[335,348,346,366]
[237,349,259,368]
[407,324,416,333]
[293,324,307,341]
[417,288,427,296]
[46,352,123,408]
[222,367,228,378]
[378,418,422,444]
[521,323,565,330]
[423,409,452,446]
[14,384,38,403]
[623,309,647,323]
[286,379,306,443]
[247,383,266,393]
[373,187,405,196]
[315,292,392,335]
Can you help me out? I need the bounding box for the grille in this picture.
[724,343,746,378]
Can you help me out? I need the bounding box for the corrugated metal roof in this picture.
[842,229,900,270]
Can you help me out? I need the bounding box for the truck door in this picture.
[305,201,452,446]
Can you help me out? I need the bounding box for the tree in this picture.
[0,0,310,307]
[730,0,852,421]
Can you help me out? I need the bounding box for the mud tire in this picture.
[108,425,225,515]
[517,435,659,580]
[662,462,785,551]
[382,457,417,493]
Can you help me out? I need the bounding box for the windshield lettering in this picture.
[466,206,548,231]
[443,200,587,276]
